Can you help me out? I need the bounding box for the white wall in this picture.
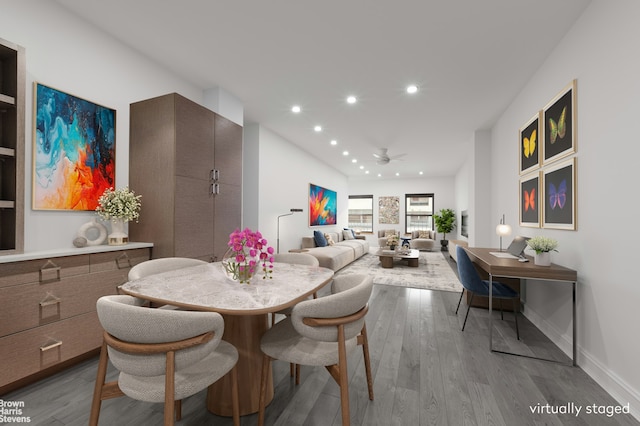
[253,126,349,253]
[1,1,204,252]
[348,176,456,244]
[486,0,640,416]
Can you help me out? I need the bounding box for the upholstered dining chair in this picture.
[128,257,207,280]
[90,295,240,426]
[455,246,520,339]
[126,257,207,308]
[258,274,375,426]
[270,252,320,324]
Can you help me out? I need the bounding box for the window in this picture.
[348,195,373,233]
[405,193,434,234]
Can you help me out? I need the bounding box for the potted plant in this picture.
[526,236,558,266]
[433,208,456,251]
[95,187,142,245]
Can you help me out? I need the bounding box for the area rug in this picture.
[335,250,463,292]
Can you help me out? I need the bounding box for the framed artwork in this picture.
[378,196,399,224]
[543,157,576,230]
[33,82,116,210]
[519,172,540,228]
[519,112,541,174]
[309,183,337,226]
[543,80,577,164]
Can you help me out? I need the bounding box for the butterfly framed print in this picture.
[543,80,577,165]
[543,157,576,230]
[519,171,540,228]
[519,112,541,175]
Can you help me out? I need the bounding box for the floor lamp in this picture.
[277,208,303,253]
[496,214,512,252]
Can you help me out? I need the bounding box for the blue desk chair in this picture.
[455,246,520,340]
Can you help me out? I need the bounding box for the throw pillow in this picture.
[344,227,356,238]
[419,231,431,239]
[343,230,355,240]
[384,230,396,237]
[313,230,327,247]
[324,233,335,245]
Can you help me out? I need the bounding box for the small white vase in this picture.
[534,252,551,266]
[108,218,129,245]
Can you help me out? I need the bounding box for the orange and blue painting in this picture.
[33,83,115,210]
[309,183,337,226]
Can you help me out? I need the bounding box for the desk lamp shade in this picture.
[496,214,512,251]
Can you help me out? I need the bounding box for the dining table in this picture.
[119,261,335,417]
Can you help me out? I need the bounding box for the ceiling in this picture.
[56,0,591,179]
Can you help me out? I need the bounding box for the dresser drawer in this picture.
[0,270,125,337]
[0,312,102,389]
[0,255,90,288]
[90,247,152,273]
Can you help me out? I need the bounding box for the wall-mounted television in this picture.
[461,210,469,238]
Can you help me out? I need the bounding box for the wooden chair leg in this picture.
[174,400,181,421]
[295,364,301,385]
[89,340,109,426]
[258,354,271,426]
[337,325,351,426]
[359,323,374,400]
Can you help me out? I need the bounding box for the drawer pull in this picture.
[40,340,62,352]
[40,260,61,283]
[39,293,62,307]
[116,253,132,269]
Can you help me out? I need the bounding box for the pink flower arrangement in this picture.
[223,228,275,283]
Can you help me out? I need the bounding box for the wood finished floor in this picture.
[4,254,638,426]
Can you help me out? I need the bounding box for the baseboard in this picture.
[524,307,640,421]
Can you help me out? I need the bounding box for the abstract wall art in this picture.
[378,196,399,224]
[309,183,337,226]
[33,82,116,210]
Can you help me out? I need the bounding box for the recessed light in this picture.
[365,170,369,174]
[352,158,357,163]
[346,95,357,104]
[395,172,400,176]
[377,173,382,177]
[359,165,364,170]
[330,139,337,146]
[406,85,418,94]
[419,171,423,175]
[314,125,322,132]
[343,150,349,156]
[291,105,301,113]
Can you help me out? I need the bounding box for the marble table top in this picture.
[119,262,335,315]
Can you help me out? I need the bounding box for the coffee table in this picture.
[376,248,419,268]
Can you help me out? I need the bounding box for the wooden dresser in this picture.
[0,243,152,394]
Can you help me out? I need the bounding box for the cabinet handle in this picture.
[40,340,62,352]
[116,253,132,269]
[210,183,220,195]
[213,169,219,181]
[39,293,62,307]
[40,260,61,283]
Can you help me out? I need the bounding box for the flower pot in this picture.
[108,218,128,245]
[534,252,551,266]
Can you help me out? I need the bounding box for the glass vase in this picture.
[221,247,255,283]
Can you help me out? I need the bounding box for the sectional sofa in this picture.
[300,230,370,271]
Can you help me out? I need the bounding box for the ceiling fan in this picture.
[373,148,406,165]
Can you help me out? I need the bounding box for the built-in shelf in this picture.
[0,93,16,106]
[0,147,15,157]
[0,200,15,209]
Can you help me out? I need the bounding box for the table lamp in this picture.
[277,208,303,253]
[495,214,512,252]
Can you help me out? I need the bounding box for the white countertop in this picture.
[0,242,153,264]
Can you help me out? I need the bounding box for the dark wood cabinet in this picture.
[129,93,242,261]
[0,37,25,255]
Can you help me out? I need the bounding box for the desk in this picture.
[119,262,334,416]
[464,247,578,366]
